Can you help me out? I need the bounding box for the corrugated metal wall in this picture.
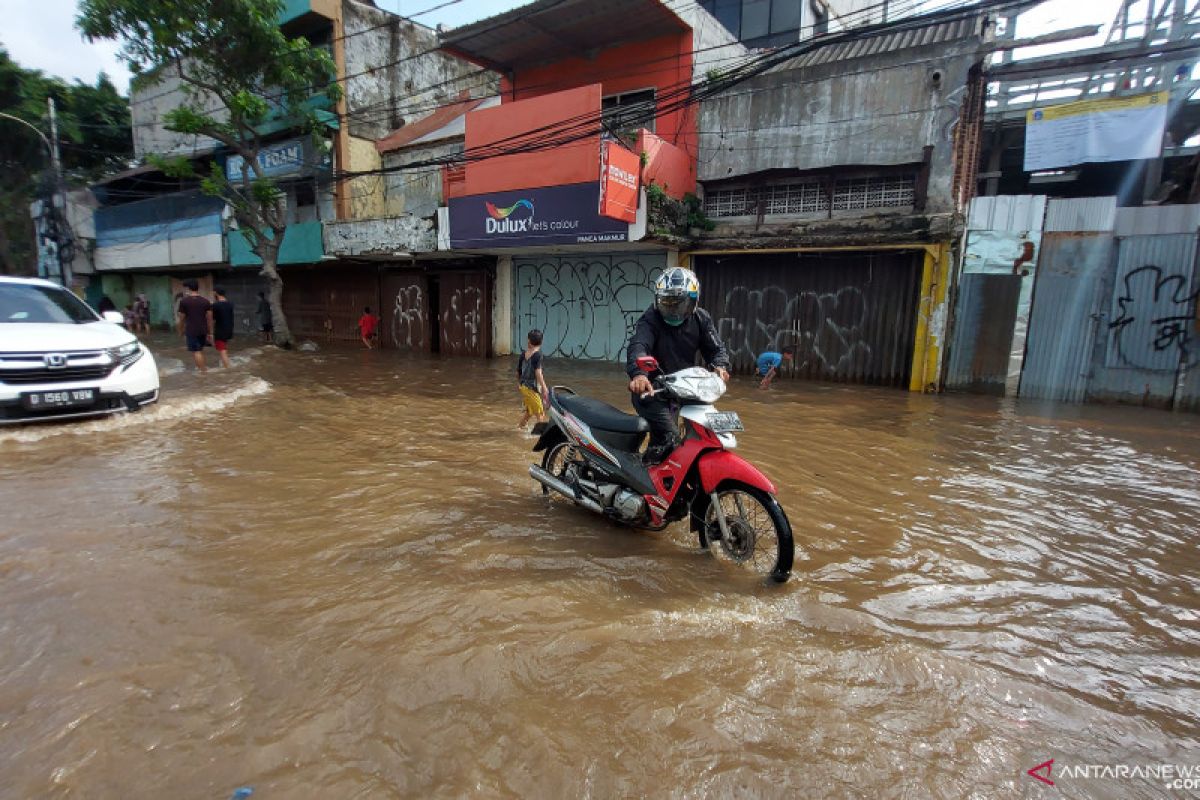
[1020,234,1110,402]
[945,273,1022,394]
[1089,233,1198,406]
[1015,200,1200,409]
[513,254,665,361]
[694,251,923,387]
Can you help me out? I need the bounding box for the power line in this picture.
[86,0,999,201]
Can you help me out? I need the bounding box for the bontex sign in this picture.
[449,182,629,249]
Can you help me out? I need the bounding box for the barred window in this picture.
[705,174,916,218]
[705,187,754,217]
[762,181,826,215]
[832,176,916,211]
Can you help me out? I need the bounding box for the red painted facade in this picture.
[450,29,698,200]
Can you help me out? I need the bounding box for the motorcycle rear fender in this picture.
[532,423,567,452]
[696,450,777,495]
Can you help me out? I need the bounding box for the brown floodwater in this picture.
[1,336,1198,798]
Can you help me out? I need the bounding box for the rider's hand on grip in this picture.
[629,374,653,396]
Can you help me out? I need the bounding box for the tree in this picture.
[0,48,133,275]
[77,0,340,347]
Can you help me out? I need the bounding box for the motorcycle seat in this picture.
[558,394,651,435]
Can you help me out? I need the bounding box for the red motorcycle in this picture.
[529,356,794,582]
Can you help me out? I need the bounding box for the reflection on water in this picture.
[1,336,1198,798]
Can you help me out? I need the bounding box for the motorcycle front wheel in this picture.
[700,483,794,583]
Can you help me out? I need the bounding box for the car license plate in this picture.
[22,388,96,410]
[706,411,744,433]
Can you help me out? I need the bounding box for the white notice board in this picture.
[1024,91,1168,172]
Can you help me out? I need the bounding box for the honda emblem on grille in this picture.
[44,353,68,369]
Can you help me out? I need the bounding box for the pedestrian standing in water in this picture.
[257,291,273,343]
[176,279,213,373]
[756,346,795,389]
[211,286,235,368]
[133,293,151,334]
[358,306,380,349]
[516,329,549,430]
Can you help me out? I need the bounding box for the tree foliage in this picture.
[0,48,132,275]
[78,0,341,346]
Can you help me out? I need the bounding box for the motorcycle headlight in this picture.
[107,340,143,366]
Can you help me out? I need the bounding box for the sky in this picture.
[0,0,1125,94]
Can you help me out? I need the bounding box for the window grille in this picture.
[705,175,916,218]
[831,176,915,211]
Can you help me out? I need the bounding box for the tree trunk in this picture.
[258,242,292,348]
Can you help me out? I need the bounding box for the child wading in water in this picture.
[359,306,380,349]
[517,329,549,430]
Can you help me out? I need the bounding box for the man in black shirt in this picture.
[176,279,212,373]
[212,286,235,368]
[626,267,731,465]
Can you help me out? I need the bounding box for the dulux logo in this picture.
[484,199,534,234]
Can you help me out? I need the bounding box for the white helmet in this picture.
[654,267,700,326]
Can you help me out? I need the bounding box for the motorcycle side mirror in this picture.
[636,356,660,374]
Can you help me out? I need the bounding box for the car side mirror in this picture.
[102,311,125,325]
[636,355,660,374]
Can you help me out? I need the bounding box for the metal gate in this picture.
[380,271,428,352]
[946,195,1046,395]
[945,273,1023,395]
[282,267,381,342]
[438,271,490,357]
[512,254,664,361]
[1020,234,1110,402]
[694,251,924,386]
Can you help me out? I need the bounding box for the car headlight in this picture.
[107,340,143,366]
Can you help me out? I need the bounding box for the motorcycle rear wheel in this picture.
[540,441,579,498]
[700,483,794,583]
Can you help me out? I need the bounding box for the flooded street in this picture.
[1,337,1198,798]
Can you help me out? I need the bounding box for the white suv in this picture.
[0,276,159,424]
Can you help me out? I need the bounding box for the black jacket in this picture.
[626,306,730,378]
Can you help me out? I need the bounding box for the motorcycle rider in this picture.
[626,267,731,465]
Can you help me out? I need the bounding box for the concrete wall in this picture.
[347,134,386,219]
[382,140,461,219]
[323,216,436,256]
[698,42,982,215]
[342,0,488,143]
[130,67,224,159]
[674,2,746,83]
[827,0,887,30]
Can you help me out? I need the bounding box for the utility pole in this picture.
[45,96,70,287]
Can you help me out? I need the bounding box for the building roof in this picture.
[439,0,690,72]
[771,13,987,73]
[375,95,499,154]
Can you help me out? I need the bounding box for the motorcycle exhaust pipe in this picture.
[529,465,604,514]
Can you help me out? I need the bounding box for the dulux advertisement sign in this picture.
[449,181,630,249]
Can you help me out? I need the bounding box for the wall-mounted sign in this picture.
[449,182,630,249]
[225,138,308,181]
[599,141,640,223]
[1024,91,1168,172]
